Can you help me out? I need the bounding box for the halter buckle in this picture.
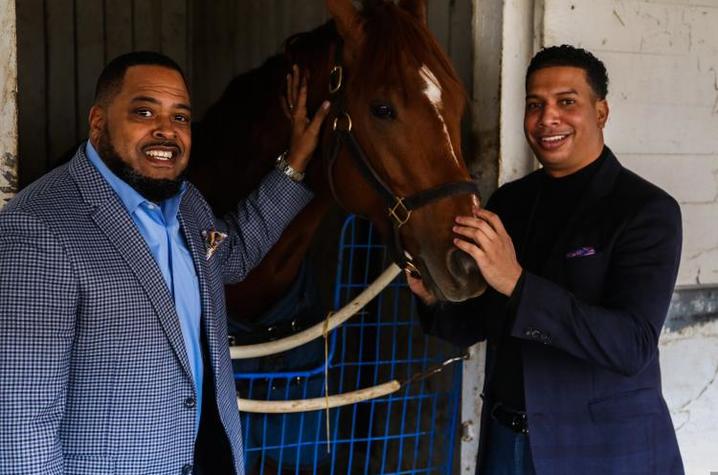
[329,66,343,94]
[332,112,353,132]
[388,197,412,228]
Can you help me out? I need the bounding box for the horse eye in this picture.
[370,103,396,120]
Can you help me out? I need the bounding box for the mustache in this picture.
[141,140,182,154]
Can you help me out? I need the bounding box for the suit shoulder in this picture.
[1,163,78,219]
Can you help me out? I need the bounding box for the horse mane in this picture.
[281,1,466,105]
[352,1,466,104]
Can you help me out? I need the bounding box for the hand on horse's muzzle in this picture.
[452,209,523,297]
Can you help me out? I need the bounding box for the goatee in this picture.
[97,127,184,203]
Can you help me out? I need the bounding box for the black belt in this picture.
[491,403,529,434]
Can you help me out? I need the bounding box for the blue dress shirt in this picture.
[86,142,204,432]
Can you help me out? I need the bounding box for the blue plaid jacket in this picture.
[0,147,312,474]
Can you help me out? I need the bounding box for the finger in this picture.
[453,238,485,264]
[404,270,436,304]
[307,101,331,135]
[455,215,483,227]
[295,75,308,119]
[291,64,300,109]
[280,96,292,120]
[454,216,498,240]
[474,208,507,234]
[404,269,422,283]
[285,73,293,109]
[452,225,493,246]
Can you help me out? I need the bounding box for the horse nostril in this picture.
[448,248,479,281]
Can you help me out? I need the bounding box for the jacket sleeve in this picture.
[0,212,78,474]
[417,288,507,347]
[511,195,682,376]
[217,169,313,284]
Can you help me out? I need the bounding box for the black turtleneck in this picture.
[490,150,607,411]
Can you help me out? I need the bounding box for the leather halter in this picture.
[323,43,480,272]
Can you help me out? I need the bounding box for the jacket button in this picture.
[182,463,193,475]
[184,397,196,409]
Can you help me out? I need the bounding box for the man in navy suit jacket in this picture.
[0,52,329,474]
[408,45,684,474]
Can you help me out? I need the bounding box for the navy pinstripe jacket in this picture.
[420,149,684,474]
[0,146,312,474]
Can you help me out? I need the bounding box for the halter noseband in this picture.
[323,42,480,273]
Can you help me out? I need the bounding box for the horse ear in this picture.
[326,0,364,45]
[399,0,427,25]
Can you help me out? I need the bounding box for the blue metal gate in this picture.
[235,216,462,474]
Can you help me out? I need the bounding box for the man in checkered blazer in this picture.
[0,52,330,474]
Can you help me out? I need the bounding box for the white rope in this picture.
[323,311,332,453]
[229,263,402,359]
[236,380,401,413]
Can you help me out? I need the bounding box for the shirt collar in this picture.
[85,141,186,222]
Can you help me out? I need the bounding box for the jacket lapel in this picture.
[178,197,219,374]
[69,146,194,381]
[542,147,622,277]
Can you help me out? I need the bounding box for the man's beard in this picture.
[97,127,184,203]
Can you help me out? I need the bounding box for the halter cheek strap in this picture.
[323,42,480,272]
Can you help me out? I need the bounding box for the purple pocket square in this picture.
[565,246,597,258]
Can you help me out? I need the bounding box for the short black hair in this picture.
[94,51,187,106]
[526,45,609,99]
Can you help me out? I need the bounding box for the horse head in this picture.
[190,0,486,320]
[318,0,486,302]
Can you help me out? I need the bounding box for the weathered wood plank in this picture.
[288,0,327,40]
[191,0,236,117]
[246,0,264,71]
[0,0,18,204]
[105,0,133,60]
[427,0,450,53]
[16,0,46,186]
[75,0,105,142]
[161,0,190,74]
[262,0,279,60]
[231,0,250,75]
[448,0,474,94]
[133,0,162,51]
[46,0,77,166]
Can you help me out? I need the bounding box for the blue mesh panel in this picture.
[235,215,461,474]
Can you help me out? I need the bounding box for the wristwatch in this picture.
[275,151,305,183]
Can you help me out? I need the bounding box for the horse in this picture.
[190,0,486,327]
